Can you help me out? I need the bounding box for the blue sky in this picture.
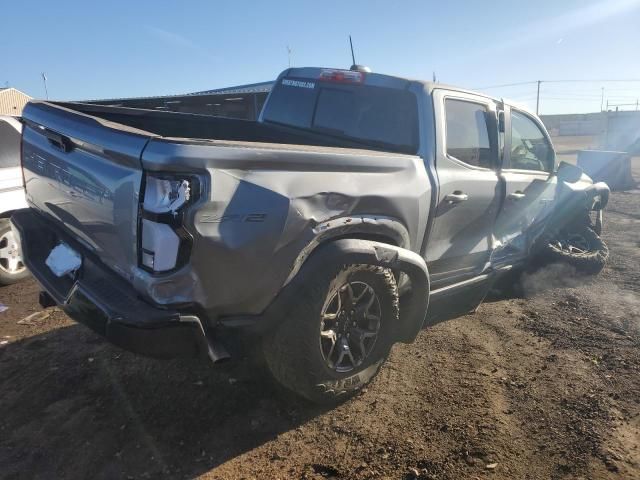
[3,0,640,114]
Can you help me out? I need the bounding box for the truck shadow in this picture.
[0,324,327,479]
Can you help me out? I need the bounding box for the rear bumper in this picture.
[11,209,213,359]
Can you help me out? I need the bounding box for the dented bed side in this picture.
[135,138,432,318]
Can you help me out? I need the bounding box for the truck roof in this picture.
[284,66,481,95]
[283,67,538,117]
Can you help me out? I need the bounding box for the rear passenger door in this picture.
[492,106,557,263]
[427,90,501,287]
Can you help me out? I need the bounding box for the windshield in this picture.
[263,77,419,154]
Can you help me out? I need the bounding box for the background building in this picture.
[0,88,32,116]
[541,111,640,154]
[88,81,274,120]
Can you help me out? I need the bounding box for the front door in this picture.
[426,90,501,287]
[492,106,557,265]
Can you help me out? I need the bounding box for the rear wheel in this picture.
[539,225,608,275]
[263,264,399,404]
[0,219,28,286]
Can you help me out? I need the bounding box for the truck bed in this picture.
[20,99,424,296]
[53,101,408,154]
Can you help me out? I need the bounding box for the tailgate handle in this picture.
[42,129,72,153]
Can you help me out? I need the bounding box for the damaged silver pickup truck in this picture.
[12,66,609,404]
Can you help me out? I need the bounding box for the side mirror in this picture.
[555,161,583,183]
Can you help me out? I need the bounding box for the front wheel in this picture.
[0,219,29,286]
[539,225,608,275]
[263,264,399,405]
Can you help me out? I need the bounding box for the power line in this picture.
[533,97,603,101]
[540,91,605,98]
[475,78,640,90]
[475,78,640,115]
[589,86,640,92]
[540,79,640,83]
[474,81,538,89]
[472,78,640,114]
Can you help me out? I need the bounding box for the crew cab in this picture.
[12,66,608,403]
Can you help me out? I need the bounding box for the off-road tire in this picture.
[0,219,29,286]
[263,264,399,405]
[539,225,608,275]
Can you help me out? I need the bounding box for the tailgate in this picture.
[21,101,154,280]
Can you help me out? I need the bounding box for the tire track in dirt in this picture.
[458,305,543,478]
[519,287,640,479]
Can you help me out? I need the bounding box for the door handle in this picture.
[508,191,526,200]
[444,191,468,204]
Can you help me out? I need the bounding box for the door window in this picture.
[510,110,554,172]
[445,99,493,168]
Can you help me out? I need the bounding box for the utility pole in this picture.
[600,87,605,112]
[41,72,49,100]
[286,45,292,68]
[535,80,541,115]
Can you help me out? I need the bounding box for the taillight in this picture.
[318,68,365,84]
[140,220,181,271]
[139,174,198,273]
[143,177,191,213]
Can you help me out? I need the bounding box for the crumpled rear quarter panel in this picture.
[135,139,431,317]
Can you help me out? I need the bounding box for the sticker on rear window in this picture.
[282,78,315,89]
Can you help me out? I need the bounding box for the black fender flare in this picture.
[249,238,430,344]
[282,215,412,288]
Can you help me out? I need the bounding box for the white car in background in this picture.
[0,115,29,285]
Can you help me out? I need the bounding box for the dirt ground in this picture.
[1,159,639,480]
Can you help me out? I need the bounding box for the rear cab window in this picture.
[262,72,419,154]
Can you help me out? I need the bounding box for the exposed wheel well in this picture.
[331,232,400,247]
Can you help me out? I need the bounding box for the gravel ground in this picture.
[0,161,638,480]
